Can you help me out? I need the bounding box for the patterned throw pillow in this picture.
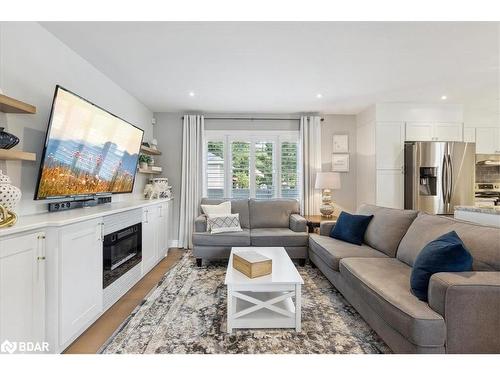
[207,213,242,234]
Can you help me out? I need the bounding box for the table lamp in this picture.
[315,172,341,217]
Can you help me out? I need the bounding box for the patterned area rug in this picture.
[100,252,391,354]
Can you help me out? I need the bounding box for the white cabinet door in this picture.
[0,232,46,346]
[59,219,103,346]
[433,122,463,141]
[376,170,404,209]
[142,206,159,274]
[463,127,476,143]
[156,204,166,259]
[405,122,433,141]
[476,127,500,154]
[376,122,405,169]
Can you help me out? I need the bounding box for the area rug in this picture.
[100,252,391,354]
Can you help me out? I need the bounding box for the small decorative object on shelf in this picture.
[0,127,20,149]
[233,250,272,279]
[143,183,155,199]
[150,138,158,150]
[0,170,21,227]
[138,154,151,169]
[148,156,155,166]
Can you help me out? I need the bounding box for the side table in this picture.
[303,215,338,234]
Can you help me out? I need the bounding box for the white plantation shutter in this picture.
[206,141,225,198]
[280,141,299,199]
[231,141,250,198]
[204,131,299,201]
[255,141,275,199]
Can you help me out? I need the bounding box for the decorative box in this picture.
[233,250,272,278]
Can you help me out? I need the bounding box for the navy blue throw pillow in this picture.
[410,231,473,302]
[330,211,374,245]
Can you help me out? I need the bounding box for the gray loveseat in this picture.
[309,204,500,354]
[193,198,308,266]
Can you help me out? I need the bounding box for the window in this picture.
[204,131,300,201]
[206,141,225,199]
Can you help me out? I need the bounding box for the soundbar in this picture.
[48,196,112,212]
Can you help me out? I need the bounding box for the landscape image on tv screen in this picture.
[35,87,144,199]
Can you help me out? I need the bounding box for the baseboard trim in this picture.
[169,240,179,248]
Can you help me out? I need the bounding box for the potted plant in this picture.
[139,154,151,169]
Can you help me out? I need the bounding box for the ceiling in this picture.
[40,22,499,114]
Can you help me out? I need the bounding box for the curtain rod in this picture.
[181,116,324,121]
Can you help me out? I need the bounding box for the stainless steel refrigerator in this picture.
[404,141,475,215]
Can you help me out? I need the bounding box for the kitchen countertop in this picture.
[0,197,174,237]
[454,206,500,215]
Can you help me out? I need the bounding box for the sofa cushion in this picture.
[356,204,418,257]
[330,211,373,245]
[192,228,251,247]
[339,257,446,347]
[249,198,299,228]
[250,228,308,247]
[397,213,500,271]
[410,231,473,301]
[200,198,250,229]
[309,233,387,271]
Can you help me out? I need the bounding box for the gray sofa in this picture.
[193,198,308,266]
[309,204,500,354]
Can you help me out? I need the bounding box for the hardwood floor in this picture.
[64,248,185,354]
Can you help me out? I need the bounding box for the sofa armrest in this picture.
[428,272,500,353]
[289,214,307,232]
[194,214,207,233]
[319,221,336,236]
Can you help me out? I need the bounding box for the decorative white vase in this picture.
[0,170,21,211]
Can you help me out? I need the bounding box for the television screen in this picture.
[34,86,144,200]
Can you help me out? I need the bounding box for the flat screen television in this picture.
[34,86,144,200]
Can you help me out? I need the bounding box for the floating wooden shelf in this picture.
[140,145,162,155]
[0,94,36,114]
[0,149,36,161]
[138,167,162,175]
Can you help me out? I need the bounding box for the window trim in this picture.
[204,130,300,199]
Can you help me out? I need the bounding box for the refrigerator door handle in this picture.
[441,153,448,205]
[447,154,453,205]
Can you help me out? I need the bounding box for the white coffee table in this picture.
[224,247,304,333]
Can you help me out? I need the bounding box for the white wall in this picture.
[321,114,357,213]
[356,105,376,207]
[0,22,154,215]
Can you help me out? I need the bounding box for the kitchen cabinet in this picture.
[142,206,159,274]
[476,127,500,154]
[376,122,405,169]
[406,122,463,142]
[157,202,171,259]
[59,219,103,347]
[463,127,476,143]
[0,232,46,346]
[376,170,404,209]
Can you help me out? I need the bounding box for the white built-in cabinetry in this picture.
[0,198,173,353]
[375,122,405,209]
[405,122,463,142]
[59,218,103,347]
[0,232,46,345]
[475,127,500,154]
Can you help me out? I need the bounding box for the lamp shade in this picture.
[315,172,341,190]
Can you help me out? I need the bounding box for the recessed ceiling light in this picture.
[316,93,323,99]
[189,92,195,97]
[441,95,447,100]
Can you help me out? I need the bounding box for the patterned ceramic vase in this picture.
[0,127,20,149]
[0,170,22,211]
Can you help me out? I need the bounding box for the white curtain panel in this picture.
[299,115,322,216]
[178,115,205,249]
